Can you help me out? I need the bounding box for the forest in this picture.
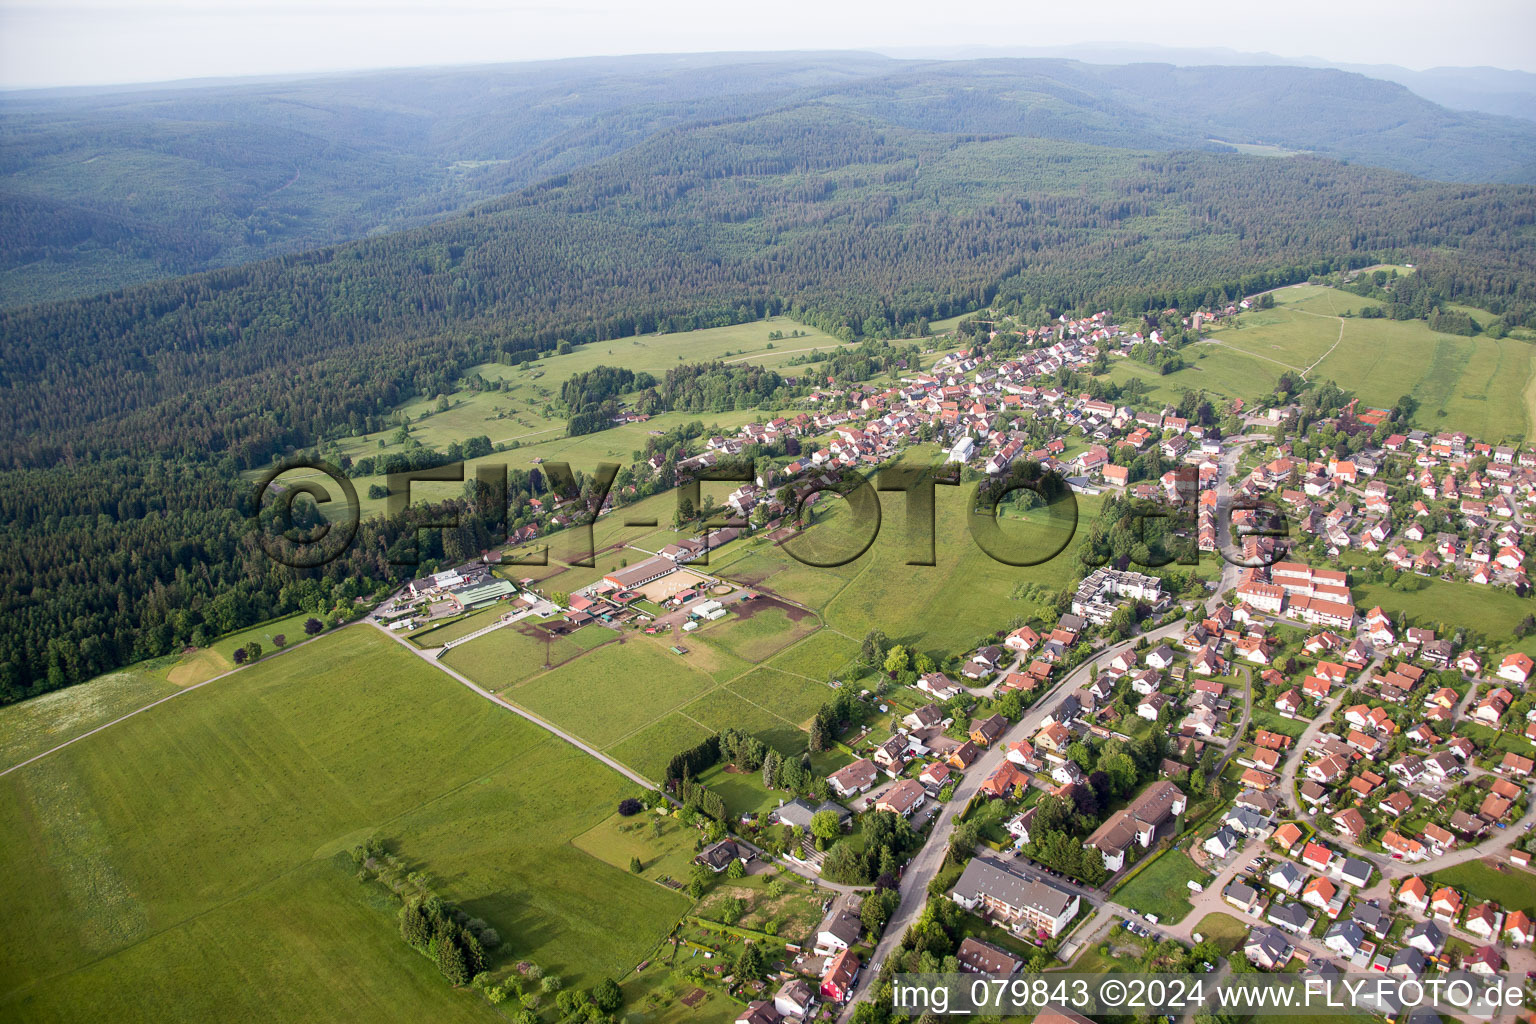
[2,91,1535,702]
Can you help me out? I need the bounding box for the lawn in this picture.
[505,637,717,749]
[1427,860,1536,916]
[765,629,862,684]
[1111,849,1204,923]
[571,809,704,887]
[1190,912,1248,954]
[0,627,689,1022]
[607,714,717,783]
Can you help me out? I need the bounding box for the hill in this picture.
[4,53,1536,304]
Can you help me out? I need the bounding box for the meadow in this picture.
[1191,283,1535,440]
[1111,849,1204,922]
[0,627,690,1022]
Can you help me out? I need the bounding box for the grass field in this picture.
[0,659,181,768]
[164,611,320,686]
[696,605,819,664]
[0,627,690,1022]
[1427,860,1536,916]
[1112,850,1204,922]
[1190,283,1536,441]
[1350,579,1536,658]
[441,622,593,687]
[1190,912,1248,954]
[728,668,838,727]
[502,637,717,748]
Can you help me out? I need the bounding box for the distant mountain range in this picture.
[3,51,1534,306]
[885,43,1536,122]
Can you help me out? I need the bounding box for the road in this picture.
[834,437,1262,1015]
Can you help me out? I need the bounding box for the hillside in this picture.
[4,54,1536,305]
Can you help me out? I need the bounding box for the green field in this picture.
[0,659,181,769]
[1192,283,1536,440]
[697,605,819,664]
[440,622,593,686]
[1111,850,1204,922]
[501,638,717,748]
[0,627,690,1022]
[1350,579,1536,658]
[1427,861,1536,916]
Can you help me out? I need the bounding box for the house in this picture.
[875,779,927,818]
[696,839,746,872]
[980,762,1031,800]
[872,735,910,773]
[1137,693,1170,721]
[1268,861,1304,895]
[774,980,816,1020]
[1084,780,1186,870]
[1504,909,1533,945]
[1204,826,1242,859]
[1430,886,1462,922]
[1464,902,1501,940]
[736,1001,783,1024]
[1274,689,1303,715]
[1404,920,1445,955]
[1323,919,1367,958]
[1332,808,1367,840]
[821,949,860,1003]
[1306,754,1349,785]
[970,714,1007,748]
[1388,947,1426,977]
[1379,791,1413,818]
[950,857,1081,937]
[1338,857,1371,888]
[1423,823,1456,852]
[1466,945,1503,976]
[1301,876,1338,913]
[827,759,879,798]
[903,704,946,731]
[814,911,863,957]
[1499,752,1533,777]
[1382,831,1428,861]
[1244,926,1293,969]
[1223,881,1260,913]
[956,936,1024,975]
[1353,902,1391,939]
[948,741,981,770]
[1398,877,1430,912]
[1301,842,1334,873]
[1273,822,1303,853]
[1268,901,1311,934]
[1500,652,1534,685]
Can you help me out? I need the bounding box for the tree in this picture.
[725,858,746,880]
[540,974,562,994]
[883,645,909,675]
[272,633,287,649]
[688,865,711,899]
[303,617,324,636]
[948,820,981,859]
[719,895,746,924]
[243,642,262,662]
[232,648,248,665]
[437,933,470,986]
[860,629,890,665]
[618,797,643,816]
[735,941,766,981]
[592,979,623,1013]
[810,810,843,847]
[629,856,643,874]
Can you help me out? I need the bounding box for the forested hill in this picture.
[5,108,1535,474]
[4,53,1536,305]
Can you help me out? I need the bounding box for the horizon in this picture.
[1,0,1534,91]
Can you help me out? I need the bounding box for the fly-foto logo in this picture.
[250,457,1289,571]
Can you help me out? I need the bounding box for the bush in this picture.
[618,797,643,816]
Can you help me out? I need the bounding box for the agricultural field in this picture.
[499,637,718,749]
[695,602,819,664]
[0,627,689,1023]
[728,667,839,728]
[440,621,594,686]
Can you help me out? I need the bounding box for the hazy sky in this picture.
[2,0,1533,90]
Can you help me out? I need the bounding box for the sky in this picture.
[2,0,1534,90]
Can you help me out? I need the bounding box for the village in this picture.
[359,298,1536,1024]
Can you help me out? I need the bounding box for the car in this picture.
[1498,822,1508,830]
[1204,963,1215,973]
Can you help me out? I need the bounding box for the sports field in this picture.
[0,627,689,1022]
